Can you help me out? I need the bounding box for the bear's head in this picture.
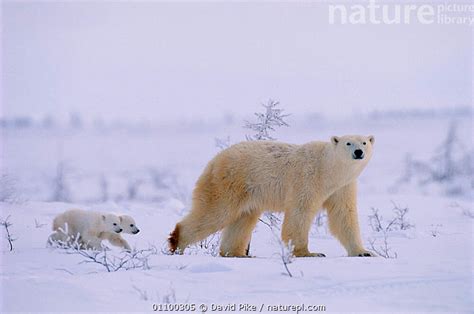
[119,215,140,234]
[330,135,375,164]
[101,214,123,233]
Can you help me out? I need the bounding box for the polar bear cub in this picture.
[49,209,123,250]
[99,215,140,251]
[119,215,140,235]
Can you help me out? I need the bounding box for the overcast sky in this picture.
[1,1,472,121]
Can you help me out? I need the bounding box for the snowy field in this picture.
[0,114,472,313]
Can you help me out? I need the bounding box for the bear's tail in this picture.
[168,224,180,253]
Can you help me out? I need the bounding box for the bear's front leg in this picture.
[220,212,260,257]
[281,206,326,257]
[324,182,375,257]
[107,234,132,251]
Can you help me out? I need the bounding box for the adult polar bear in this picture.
[169,135,375,257]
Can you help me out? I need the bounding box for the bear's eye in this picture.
[363,142,367,145]
[113,223,117,226]
[130,224,134,227]
[346,142,351,146]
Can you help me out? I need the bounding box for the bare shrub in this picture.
[34,218,47,228]
[244,99,290,141]
[368,202,414,233]
[187,232,220,257]
[396,121,473,195]
[0,174,18,203]
[126,177,145,201]
[133,285,150,301]
[259,212,282,230]
[214,136,231,150]
[368,208,391,233]
[161,285,177,304]
[51,161,72,202]
[449,202,474,219]
[368,235,397,259]
[366,204,412,259]
[0,215,17,251]
[148,168,189,205]
[259,215,295,277]
[391,201,414,230]
[174,264,188,270]
[50,238,158,272]
[99,174,109,202]
[134,284,179,304]
[312,212,328,235]
[216,99,290,151]
[430,122,471,182]
[430,224,442,237]
[367,215,397,259]
[269,227,295,277]
[276,238,294,277]
[462,208,474,218]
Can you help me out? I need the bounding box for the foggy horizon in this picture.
[2,1,471,121]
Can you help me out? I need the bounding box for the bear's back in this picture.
[58,209,100,235]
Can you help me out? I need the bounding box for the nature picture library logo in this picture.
[328,1,474,25]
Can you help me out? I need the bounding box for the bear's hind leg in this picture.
[281,206,325,257]
[169,205,236,254]
[219,212,260,257]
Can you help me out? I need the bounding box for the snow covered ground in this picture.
[0,115,472,312]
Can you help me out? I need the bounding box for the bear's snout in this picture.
[133,229,140,234]
[353,149,364,159]
[116,228,123,233]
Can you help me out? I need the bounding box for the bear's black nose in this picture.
[353,149,364,159]
[134,229,140,234]
[117,228,123,233]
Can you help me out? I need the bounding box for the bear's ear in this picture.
[331,136,340,145]
[368,135,375,145]
[119,216,123,222]
[102,215,106,221]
